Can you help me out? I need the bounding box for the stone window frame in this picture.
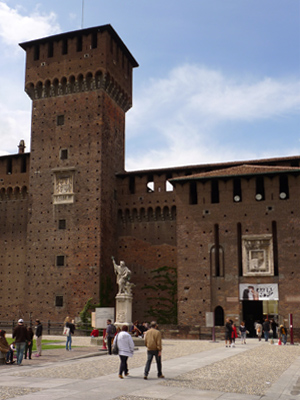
[242,234,274,277]
[52,167,76,205]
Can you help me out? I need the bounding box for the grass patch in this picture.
[7,338,67,351]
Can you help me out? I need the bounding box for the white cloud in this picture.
[0,2,60,46]
[126,64,300,170]
[0,106,30,156]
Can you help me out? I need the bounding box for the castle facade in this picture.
[0,25,299,338]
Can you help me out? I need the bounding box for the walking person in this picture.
[262,318,270,342]
[64,317,76,351]
[239,321,247,344]
[24,326,34,359]
[113,325,134,379]
[35,319,43,357]
[231,321,238,347]
[255,320,263,341]
[279,324,287,345]
[105,319,116,355]
[225,318,232,347]
[13,319,30,365]
[144,321,164,380]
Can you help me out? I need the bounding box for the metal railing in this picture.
[0,320,92,336]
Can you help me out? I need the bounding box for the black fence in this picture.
[0,320,93,336]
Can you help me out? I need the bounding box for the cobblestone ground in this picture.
[1,340,300,399]
[14,340,223,380]
[162,344,300,396]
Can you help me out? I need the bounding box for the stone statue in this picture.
[112,256,134,295]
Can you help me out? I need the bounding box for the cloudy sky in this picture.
[0,0,299,170]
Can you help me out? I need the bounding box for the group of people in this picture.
[225,317,288,346]
[0,318,43,366]
[131,320,149,338]
[225,318,247,347]
[255,319,287,344]
[105,320,164,380]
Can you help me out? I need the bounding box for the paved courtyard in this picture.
[0,336,299,399]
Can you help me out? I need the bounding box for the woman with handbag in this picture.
[64,317,75,351]
[112,325,134,379]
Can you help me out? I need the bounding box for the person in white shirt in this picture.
[113,325,134,379]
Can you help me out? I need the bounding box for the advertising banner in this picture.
[239,283,278,301]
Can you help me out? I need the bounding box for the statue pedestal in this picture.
[115,293,133,329]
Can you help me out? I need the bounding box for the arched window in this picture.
[215,306,224,326]
[86,72,93,90]
[36,81,43,98]
[147,207,154,221]
[21,186,28,198]
[44,80,51,97]
[163,206,169,220]
[61,77,67,94]
[155,207,161,221]
[7,187,13,199]
[69,75,76,93]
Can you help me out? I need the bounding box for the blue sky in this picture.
[0,0,299,170]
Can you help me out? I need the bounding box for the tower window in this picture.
[6,158,12,175]
[48,42,54,58]
[34,44,40,61]
[279,175,289,200]
[189,182,197,205]
[56,255,65,267]
[62,39,68,55]
[77,36,82,52]
[57,115,65,126]
[91,32,97,49]
[233,178,242,202]
[58,219,66,230]
[129,176,135,194]
[55,296,63,307]
[21,156,27,173]
[211,180,219,204]
[255,176,265,201]
[60,149,68,160]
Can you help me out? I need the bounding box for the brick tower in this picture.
[20,25,138,319]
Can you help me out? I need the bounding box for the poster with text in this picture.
[239,284,278,301]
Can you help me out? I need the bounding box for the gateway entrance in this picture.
[242,300,279,337]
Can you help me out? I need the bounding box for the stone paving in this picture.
[0,336,299,400]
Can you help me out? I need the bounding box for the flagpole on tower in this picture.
[81,0,84,29]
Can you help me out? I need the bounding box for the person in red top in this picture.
[230,320,238,347]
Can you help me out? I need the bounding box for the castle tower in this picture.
[20,25,138,319]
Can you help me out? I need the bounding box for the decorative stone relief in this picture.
[242,234,274,276]
[53,170,74,204]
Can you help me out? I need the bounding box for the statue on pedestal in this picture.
[112,256,134,295]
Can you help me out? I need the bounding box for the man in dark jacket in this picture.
[262,319,270,342]
[13,319,30,365]
[35,319,43,356]
[105,319,116,355]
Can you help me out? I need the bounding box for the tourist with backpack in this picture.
[105,319,116,355]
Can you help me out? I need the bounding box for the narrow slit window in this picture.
[60,149,68,160]
[56,255,65,267]
[55,296,63,307]
[58,219,66,229]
